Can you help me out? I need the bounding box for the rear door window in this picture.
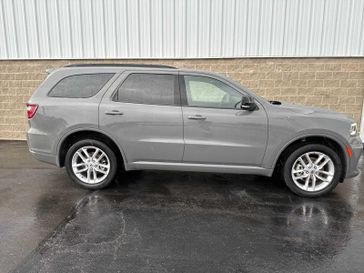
[115,73,178,106]
[49,73,114,98]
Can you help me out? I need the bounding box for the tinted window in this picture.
[116,74,177,105]
[184,76,242,109]
[49,73,114,98]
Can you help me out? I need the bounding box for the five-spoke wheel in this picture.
[71,146,111,184]
[65,139,118,189]
[283,144,342,197]
[291,152,335,192]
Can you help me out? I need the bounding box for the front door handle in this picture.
[188,115,207,120]
[105,110,124,116]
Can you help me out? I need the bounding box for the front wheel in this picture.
[282,144,343,197]
[65,139,118,189]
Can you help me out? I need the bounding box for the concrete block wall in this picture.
[0,58,363,140]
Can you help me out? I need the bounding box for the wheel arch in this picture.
[273,135,348,182]
[57,129,127,169]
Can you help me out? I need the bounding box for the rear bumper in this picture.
[345,137,363,179]
[29,149,58,166]
[27,129,58,166]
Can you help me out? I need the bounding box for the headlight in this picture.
[350,123,358,136]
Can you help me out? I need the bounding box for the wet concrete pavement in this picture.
[1,141,364,273]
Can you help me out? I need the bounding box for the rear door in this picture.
[180,74,268,166]
[99,70,184,164]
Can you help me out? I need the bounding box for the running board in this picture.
[127,161,273,176]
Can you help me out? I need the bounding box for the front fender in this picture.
[264,129,349,174]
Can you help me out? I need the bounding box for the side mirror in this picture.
[241,96,257,111]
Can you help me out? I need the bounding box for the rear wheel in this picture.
[65,139,118,189]
[282,144,342,197]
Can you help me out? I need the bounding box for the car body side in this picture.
[27,67,362,180]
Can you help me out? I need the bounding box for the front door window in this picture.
[184,76,242,109]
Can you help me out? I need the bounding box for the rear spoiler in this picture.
[46,68,57,74]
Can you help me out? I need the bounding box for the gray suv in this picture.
[26,64,362,197]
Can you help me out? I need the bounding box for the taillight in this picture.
[26,103,38,119]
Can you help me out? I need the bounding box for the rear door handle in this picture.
[188,115,207,120]
[105,110,124,116]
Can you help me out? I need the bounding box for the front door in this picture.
[181,75,268,166]
[99,71,184,164]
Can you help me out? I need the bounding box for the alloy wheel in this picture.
[71,145,111,184]
[291,151,335,192]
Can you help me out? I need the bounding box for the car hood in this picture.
[272,102,352,121]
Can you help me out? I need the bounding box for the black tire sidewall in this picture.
[283,144,342,197]
[65,139,118,190]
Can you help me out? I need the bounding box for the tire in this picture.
[282,143,343,197]
[65,139,118,190]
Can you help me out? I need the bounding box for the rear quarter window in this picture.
[48,73,114,98]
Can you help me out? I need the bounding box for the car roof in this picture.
[65,64,177,69]
[48,64,212,76]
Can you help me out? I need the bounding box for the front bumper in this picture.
[345,136,363,178]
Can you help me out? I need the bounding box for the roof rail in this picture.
[64,64,176,69]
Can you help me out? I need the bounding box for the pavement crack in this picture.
[111,211,127,263]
